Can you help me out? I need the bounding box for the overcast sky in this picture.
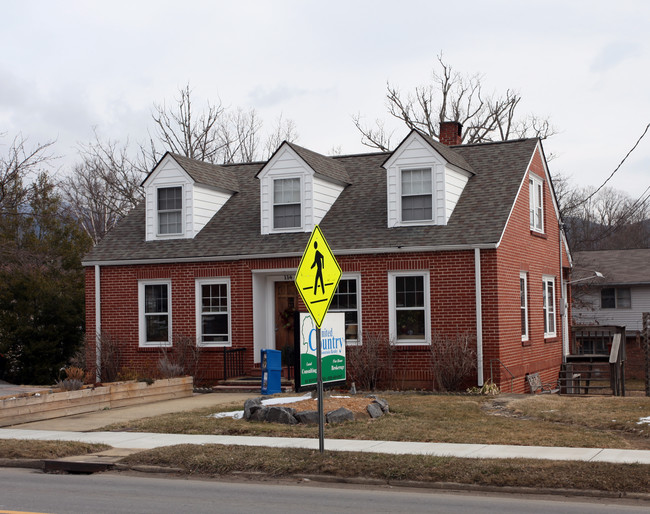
[1,0,648,198]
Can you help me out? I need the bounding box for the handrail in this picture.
[223,347,246,380]
[490,358,515,393]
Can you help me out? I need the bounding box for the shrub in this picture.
[346,331,395,391]
[429,332,477,392]
[157,334,203,380]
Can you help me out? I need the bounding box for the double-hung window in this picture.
[157,186,183,235]
[401,168,433,222]
[273,178,301,229]
[196,278,230,346]
[542,276,556,338]
[389,271,430,344]
[330,276,361,344]
[529,174,544,233]
[139,280,171,347]
[520,272,529,342]
[601,287,631,309]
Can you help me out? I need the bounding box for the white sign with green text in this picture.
[299,312,346,386]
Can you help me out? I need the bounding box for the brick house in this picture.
[83,122,571,393]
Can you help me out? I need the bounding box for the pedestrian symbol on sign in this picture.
[294,226,342,328]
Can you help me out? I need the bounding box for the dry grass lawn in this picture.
[122,443,650,494]
[0,440,109,459]
[101,392,650,450]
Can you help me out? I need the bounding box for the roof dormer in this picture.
[142,153,238,241]
[257,142,350,235]
[382,130,474,228]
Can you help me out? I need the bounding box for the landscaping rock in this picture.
[367,395,390,413]
[266,406,298,425]
[248,405,269,422]
[295,410,319,425]
[367,402,384,418]
[326,407,355,424]
[244,397,263,420]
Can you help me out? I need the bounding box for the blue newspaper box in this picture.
[261,348,282,395]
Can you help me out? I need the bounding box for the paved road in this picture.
[0,468,648,514]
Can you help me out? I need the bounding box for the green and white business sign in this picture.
[299,311,346,388]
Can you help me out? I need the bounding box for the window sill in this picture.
[530,230,547,239]
[544,336,559,343]
[138,344,172,351]
[198,344,232,350]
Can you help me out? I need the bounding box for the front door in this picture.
[275,281,298,354]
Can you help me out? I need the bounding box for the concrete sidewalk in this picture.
[2,391,650,465]
[1,427,650,464]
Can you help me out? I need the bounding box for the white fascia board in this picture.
[82,243,497,268]
[257,143,314,180]
[142,154,194,188]
[383,131,440,169]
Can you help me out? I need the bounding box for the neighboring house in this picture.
[571,249,650,372]
[83,122,571,393]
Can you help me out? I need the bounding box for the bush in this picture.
[429,332,477,392]
[157,334,202,380]
[346,331,395,391]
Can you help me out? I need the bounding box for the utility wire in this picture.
[571,122,650,209]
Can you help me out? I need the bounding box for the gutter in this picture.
[82,243,498,268]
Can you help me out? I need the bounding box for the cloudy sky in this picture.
[1,0,648,197]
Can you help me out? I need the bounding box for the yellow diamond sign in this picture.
[295,225,342,328]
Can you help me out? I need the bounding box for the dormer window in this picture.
[401,168,433,222]
[157,186,183,235]
[273,178,301,229]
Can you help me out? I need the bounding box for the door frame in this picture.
[252,269,296,363]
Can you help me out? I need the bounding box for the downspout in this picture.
[474,248,484,386]
[559,221,567,362]
[95,264,101,382]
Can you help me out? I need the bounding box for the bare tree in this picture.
[263,114,299,159]
[562,185,650,251]
[63,131,146,244]
[354,54,555,151]
[0,132,55,213]
[149,84,226,164]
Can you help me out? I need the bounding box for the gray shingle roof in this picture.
[144,152,240,192]
[84,138,540,264]
[573,249,650,285]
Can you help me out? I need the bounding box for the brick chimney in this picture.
[439,121,463,146]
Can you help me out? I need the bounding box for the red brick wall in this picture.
[487,148,568,393]
[85,148,569,392]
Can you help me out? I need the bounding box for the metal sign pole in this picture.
[316,327,324,453]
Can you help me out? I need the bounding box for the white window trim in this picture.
[520,272,529,342]
[399,167,435,225]
[388,270,431,346]
[543,275,556,338]
[195,278,231,347]
[156,184,185,238]
[138,279,172,347]
[330,273,362,346]
[529,173,544,233]
[271,176,303,232]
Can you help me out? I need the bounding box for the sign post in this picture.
[294,225,342,453]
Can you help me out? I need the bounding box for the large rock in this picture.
[326,407,355,424]
[249,405,269,422]
[244,397,263,420]
[266,406,298,425]
[295,410,319,425]
[367,402,384,418]
[367,395,390,413]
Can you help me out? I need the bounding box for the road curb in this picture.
[2,459,650,502]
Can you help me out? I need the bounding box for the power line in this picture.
[572,122,650,209]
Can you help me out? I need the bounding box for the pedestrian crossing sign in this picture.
[294,225,342,328]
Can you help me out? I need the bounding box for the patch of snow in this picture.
[209,393,312,419]
[637,416,650,425]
